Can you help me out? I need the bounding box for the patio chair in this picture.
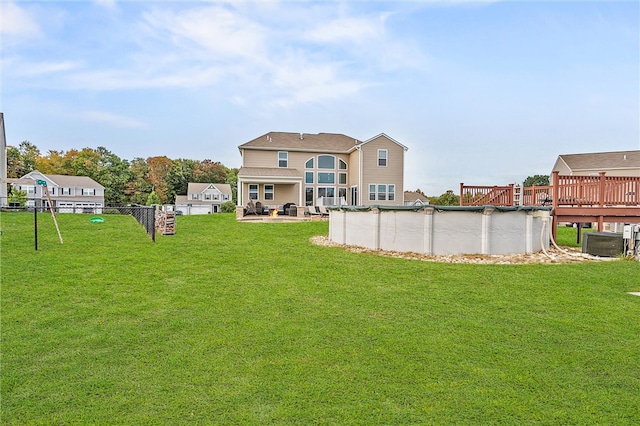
[318,206,330,217]
[255,201,263,215]
[245,200,257,215]
[307,206,321,216]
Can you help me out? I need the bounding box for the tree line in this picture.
[7,141,238,205]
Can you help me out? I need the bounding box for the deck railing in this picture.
[459,184,514,206]
[460,173,640,208]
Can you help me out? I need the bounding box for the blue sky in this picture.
[1,0,638,195]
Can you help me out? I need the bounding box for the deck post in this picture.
[551,171,560,241]
[459,183,464,206]
[597,172,606,231]
[509,183,514,206]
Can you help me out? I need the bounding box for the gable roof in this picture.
[239,132,362,153]
[554,150,640,172]
[360,133,409,151]
[187,182,232,194]
[23,171,104,188]
[404,191,429,203]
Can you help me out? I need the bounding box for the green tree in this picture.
[523,174,550,187]
[225,167,239,203]
[146,156,172,204]
[170,159,197,197]
[125,157,152,205]
[6,141,41,177]
[221,200,236,213]
[8,189,27,206]
[37,150,74,175]
[93,147,131,205]
[429,190,460,206]
[146,191,161,206]
[193,160,227,183]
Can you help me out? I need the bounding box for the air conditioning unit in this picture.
[582,232,624,257]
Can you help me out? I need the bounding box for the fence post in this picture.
[459,183,464,206]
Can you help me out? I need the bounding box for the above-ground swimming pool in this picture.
[328,205,552,256]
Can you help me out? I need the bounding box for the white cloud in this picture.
[142,5,267,59]
[93,0,118,10]
[65,66,223,90]
[304,15,386,45]
[5,57,83,78]
[81,110,147,128]
[0,2,41,39]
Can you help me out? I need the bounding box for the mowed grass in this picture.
[1,212,639,424]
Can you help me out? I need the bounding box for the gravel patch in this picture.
[310,236,617,265]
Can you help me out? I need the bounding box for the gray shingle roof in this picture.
[558,150,640,171]
[239,132,361,153]
[186,182,232,194]
[238,167,302,178]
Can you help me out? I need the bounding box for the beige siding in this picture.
[242,149,281,168]
[552,159,573,175]
[241,182,300,205]
[360,136,405,206]
[570,168,640,177]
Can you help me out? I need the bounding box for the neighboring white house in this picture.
[174,182,233,215]
[403,191,429,206]
[8,170,105,213]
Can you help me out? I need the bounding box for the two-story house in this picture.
[9,170,105,213]
[174,182,233,215]
[237,132,407,209]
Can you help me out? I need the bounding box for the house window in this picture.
[318,155,335,169]
[191,194,199,200]
[338,173,347,185]
[205,194,212,200]
[213,194,220,201]
[278,151,288,168]
[50,187,56,195]
[264,184,274,201]
[369,184,376,201]
[61,187,71,196]
[378,150,387,167]
[222,194,230,201]
[249,184,258,200]
[318,172,335,184]
[305,187,314,206]
[318,187,335,200]
[305,158,314,168]
[305,171,314,184]
[378,184,387,201]
[339,159,347,170]
[23,185,36,194]
[82,188,95,196]
[388,184,395,201]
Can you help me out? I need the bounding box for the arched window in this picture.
[318,155,335,169]
[305,158,314,169]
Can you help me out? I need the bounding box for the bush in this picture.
[221,201,236,213]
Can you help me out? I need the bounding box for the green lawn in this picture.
[1,212,639,424]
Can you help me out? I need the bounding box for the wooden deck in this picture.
[460,171,640,239]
